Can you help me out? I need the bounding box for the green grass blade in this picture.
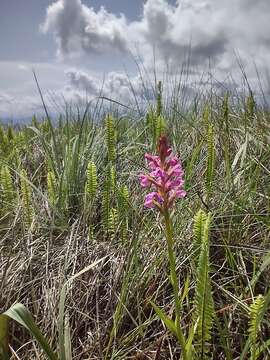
[4,303,58,360]
[0,314,9,360]
[150,301,178,338]
[64,313,72,360]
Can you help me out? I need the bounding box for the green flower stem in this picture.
[164,208,187,360]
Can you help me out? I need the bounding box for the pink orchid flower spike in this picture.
[139,135,186,211]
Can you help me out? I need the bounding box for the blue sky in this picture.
[0,0,269,119]
[0,0,143,62]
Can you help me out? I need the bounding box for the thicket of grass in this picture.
[0,80,270,359]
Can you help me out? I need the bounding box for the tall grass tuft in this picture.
[1,71,270,359]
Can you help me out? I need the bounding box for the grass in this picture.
[0,76,270,359]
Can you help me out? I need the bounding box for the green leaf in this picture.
[64,313,72,360]
[150,301,177,337]
[185,318,198,360]
[193,210,207,264]
[241,295,266,360]
[0,314,9,359]
[58,285,67,360]
[4,303,57,360]
[193,213,215,358]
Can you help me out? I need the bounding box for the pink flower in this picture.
[144,192,163,208]
[139,136,186,211]
[164,179,184,191]
[168,164,183,178]
[167,156,179,167]
[167,189,186,208]
[139,174,151,187]
[145,154,160,169]
[175,189,186,198]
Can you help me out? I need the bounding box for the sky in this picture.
[0,0,270,119]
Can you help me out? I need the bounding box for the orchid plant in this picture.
[139,135,189,359]
[139,136,186,210]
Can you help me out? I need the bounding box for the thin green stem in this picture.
[163,208,187,360]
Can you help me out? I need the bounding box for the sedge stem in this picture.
[163,208,187,360]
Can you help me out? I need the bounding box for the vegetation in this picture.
[0,81,270,359]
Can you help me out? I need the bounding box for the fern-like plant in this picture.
[110,166,116,192]
[108,208,118,239]
[0,165,15,210]
[193,209,208,264]
[102,167,112,235]
[0,126,7,155]
[105,115,116,163]
[47,170,57,206]
[118,185,129,214]
[84,161,98,231]
[193,211,214,359]
[248,295,265,360]
[85,161,97,200]
[156,115,166,141]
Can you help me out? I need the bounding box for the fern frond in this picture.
[156,115,166,140]
[102,168,112,234]
[105,115,116,162]
[0,165,15,208]
[248,295,265,360]
[118,185,129,214]
[0,126,7,153]
[194,213,214,359]
[193,209,207,262]
[108,208,118,239]
[110,166,116,192]
[86,161,97,199]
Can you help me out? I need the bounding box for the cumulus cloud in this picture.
[65,68,150,103]
[66,69,98,93]
[42,0,270,71]
[64,66,221,111]
[41,0,129,57]
[137,0,228,66]
[2,0,270,120]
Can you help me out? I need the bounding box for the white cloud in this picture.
[65,68,151,103]
[0,91,43,120]
[42,0,270,74]
[41,0,130,58]
[3,0,270,119]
